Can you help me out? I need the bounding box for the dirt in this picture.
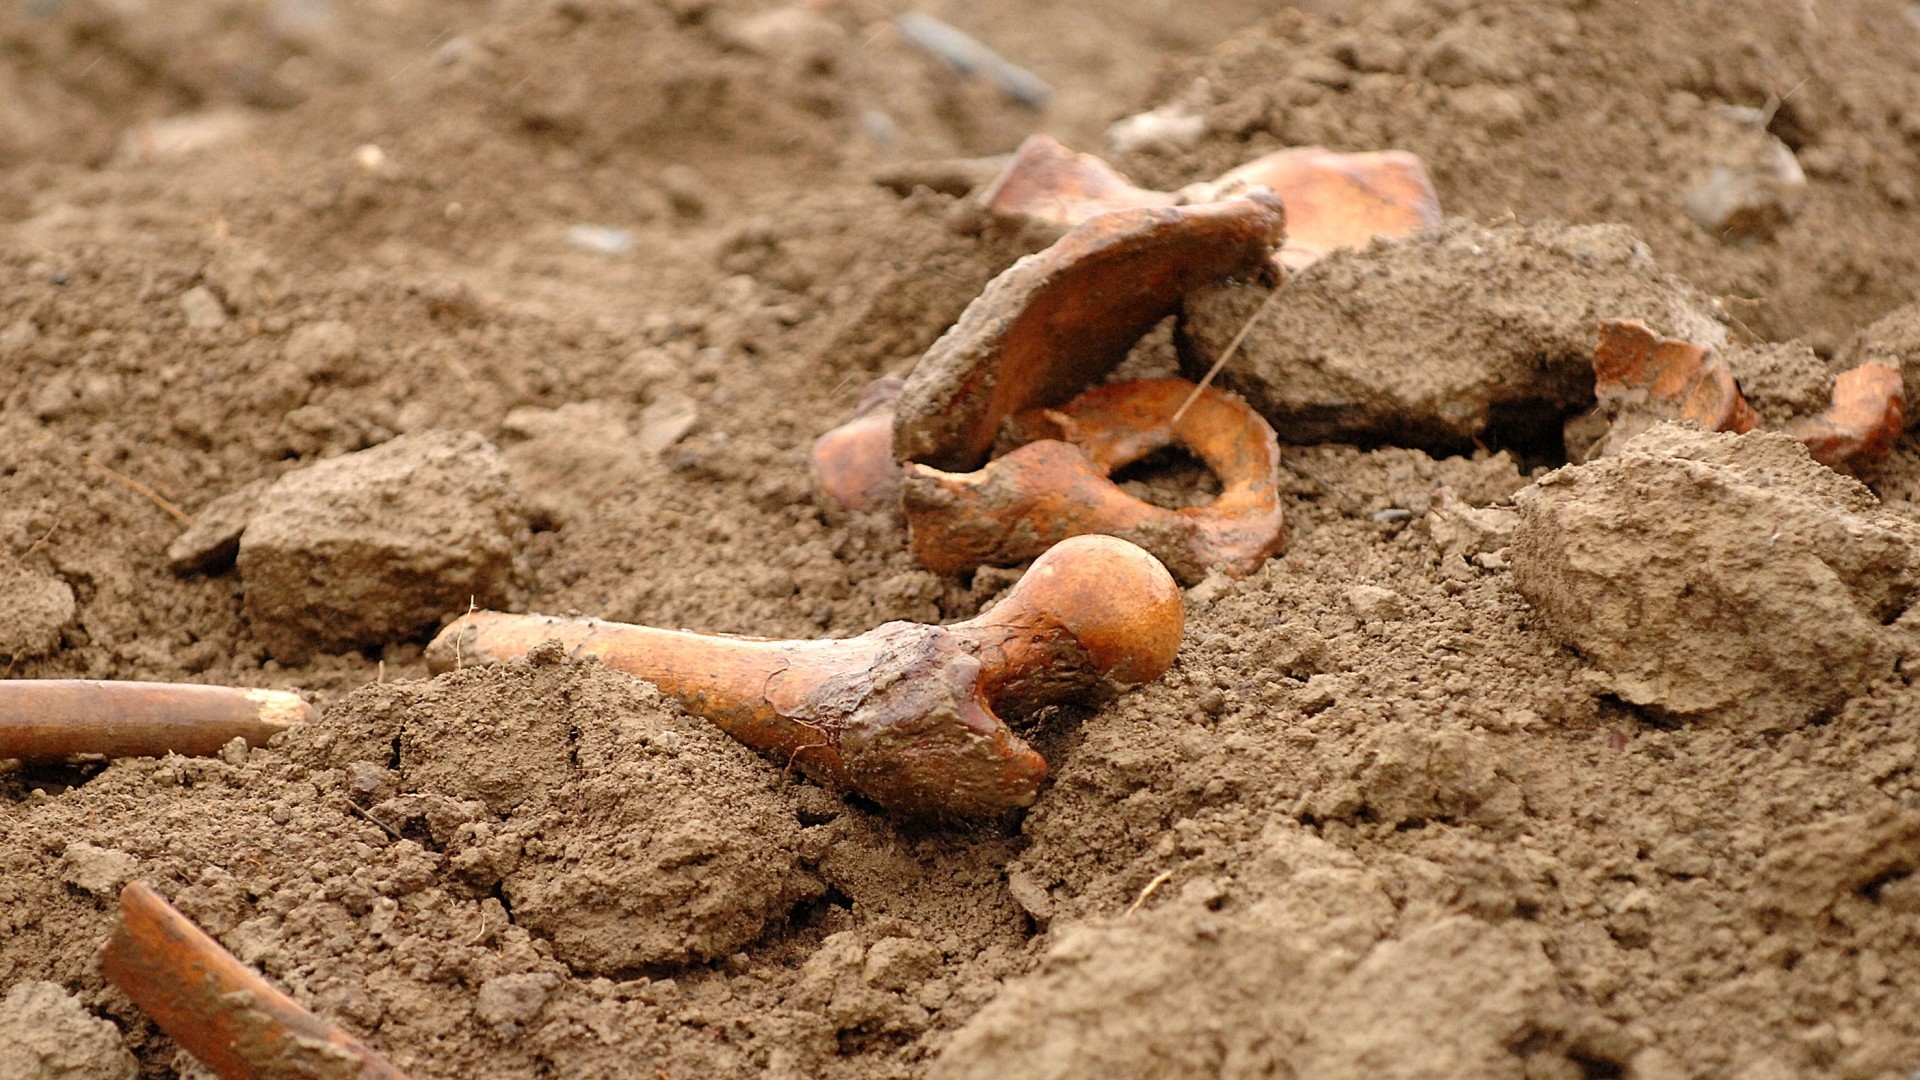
[5,1,1920,1078]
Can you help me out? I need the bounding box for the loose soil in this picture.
[5,1,1920,1078]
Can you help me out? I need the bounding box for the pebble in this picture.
[1345,584,1407,621]
[178,286,228,330]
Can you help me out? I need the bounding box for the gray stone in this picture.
[166,479,270,574]
[238,430,519,662]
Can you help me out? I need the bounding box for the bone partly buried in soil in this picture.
[426,534,1183,816]
[102,880,409,1080]
[0,680,315,763]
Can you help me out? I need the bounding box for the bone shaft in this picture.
[0,681,314,762]
[427,612,876,738]
[103,881,409,1080]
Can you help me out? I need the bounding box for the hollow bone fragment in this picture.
[893,190,1285,472]
[0,680,314,763]
[425,535,1183,816]
[904,378,1285,583]
[102,881,409,1080]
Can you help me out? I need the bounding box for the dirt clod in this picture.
[0,981,137,1080]
[1512,424,1920,729]
[0,569,75,663]
[1180,220,1728,453]
[237,430,520,663]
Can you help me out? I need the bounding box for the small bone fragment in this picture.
[102,881,409,1080]
[426,535,1183,816]
[1782,362,1904,468]
[1584,319,1759,458]
[0,681,314,762]
[893,192,1285,472]
[1192,147,1442,270]
[1585,321,1901,469]
[978,135,1173,230]
[812,378,906,514]
[903,378,1285,583]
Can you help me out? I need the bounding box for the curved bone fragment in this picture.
[426,535,1183,817]
[812,377,906,514]
[903,378,1285,583]
[975,136,1439,271]
[1784,362,1904,468]
[103,881,409,1080]
[893,192,1286,472]
[978,135,1174,228]
[1588,320,1901,469]
[1195,147,1442,270]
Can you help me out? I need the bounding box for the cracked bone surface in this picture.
[425,535,1183,816]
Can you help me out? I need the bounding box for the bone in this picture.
[1783,362,1904,468]
[972,136,1439,271]
[425,535,1183,817]
[903,378,1286,583]
[811,377,906,515]
[892,192,1285,473]
[0,681,314,762]
[1581,320,1902,470]
[102,881,410,1080]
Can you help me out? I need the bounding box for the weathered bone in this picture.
[903,378,1285,583]
[425,535,1183,816]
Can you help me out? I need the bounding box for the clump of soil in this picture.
[1513,424,1920,730]
[6,0,1920,1077]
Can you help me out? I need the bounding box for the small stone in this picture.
[657,165,710,219]
[0,981,138,1080]
[474,972,561,1038]
[0,569,75,662]
[1345,584,1406,621]
[179,286,228,330]
[1185,569,1234,607]
[167,479,270,575]
[636,392,700,453]
[564,224,635,256]
[59,842,138,896]
[863,937,944,991]
[238,430,520,662]
[282,320,360,375]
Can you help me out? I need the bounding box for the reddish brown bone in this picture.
[1587,319,1759,458]
[903,378,1285,583]
[812,377,906,515]
[978,134,1173,229]
[1590,320,1902,469]
[974,136,1439,271]
[1201,147,1442,270]
[0,681,314,762]
[102,881,409,1080]
[1784,362,1904,468]
[425,535,1183,817]
[893,193,1285,472]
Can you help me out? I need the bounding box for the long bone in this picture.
[425,535,1182,817]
